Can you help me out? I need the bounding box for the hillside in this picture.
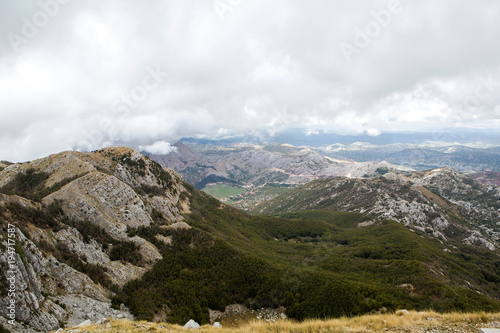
[0,148,189,331]
[253,168,500,251]
[1,149,500,332]
[471,171,500,186]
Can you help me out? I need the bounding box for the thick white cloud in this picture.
[0,0,499,161]
[139,141,177,155]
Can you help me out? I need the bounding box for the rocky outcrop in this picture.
[0,147,190,331]
[0,221,117,332]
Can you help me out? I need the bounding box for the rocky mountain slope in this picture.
[253,168,500,251]
[0,148,189,332]
[147,142,408,188]
[470,171,500,186]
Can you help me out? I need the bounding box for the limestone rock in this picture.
[165,221,191,230]
[0,148,189,332]
[77,319,92,327]
[183,319,200,329]
[43,171,153,236]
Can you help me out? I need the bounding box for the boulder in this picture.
[76,319,92,327]
[396,309,410,316]
[183,319,200,329]
[213,322,222,328]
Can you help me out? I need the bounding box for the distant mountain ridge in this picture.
[146,142,409,187]
[165,133,500,174]
[470,171,500,186]
[323,144,500,173]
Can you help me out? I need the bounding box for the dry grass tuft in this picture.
[52,311,500,333]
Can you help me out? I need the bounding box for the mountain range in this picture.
[323,143,500,173]
[144,140,500,211]
[0,148,499,332]
[147,142,408,188]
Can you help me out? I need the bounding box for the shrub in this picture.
[0,168,49,200]
[109,240,143,266]
[67,219,114,249]
[134,185,165,197]
[115,153,146,177]
[6,202,63,231]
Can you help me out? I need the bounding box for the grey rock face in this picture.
[0,148,188,331]
[0,224,112,331]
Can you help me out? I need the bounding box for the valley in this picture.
[0,146,499,332]
[145,140,500,211]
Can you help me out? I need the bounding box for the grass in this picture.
[53,311,500,332]
[201,184,294,210]
[231,185,295,211]
[202,184,247,199]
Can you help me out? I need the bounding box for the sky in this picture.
[0,0,499,161]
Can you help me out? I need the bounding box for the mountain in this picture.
[1,148,500,332]
[323,144,500,173]
[169,130,500,173]
[0,148,189,331]
[146,142,409,187]
[178,129,500,148]
[145,142,409,211]
[253,168,500,250]
[470,171,500,186]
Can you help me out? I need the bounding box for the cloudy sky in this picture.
[0,0,499,161]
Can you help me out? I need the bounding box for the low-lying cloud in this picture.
[139,141,177,155]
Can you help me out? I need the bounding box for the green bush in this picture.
[109,240,143,266]
[0,324,11,333]
[115,153,146,177]
[0,168,49,200]
[6,202,63,231]
[67,219,114,249]
[134,185,165,197]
